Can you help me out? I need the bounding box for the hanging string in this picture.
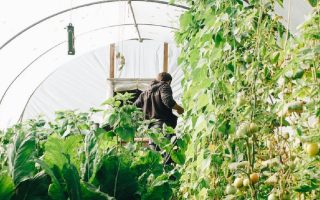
[138,42,142,79]
[117,2,121,78]
[138,39,144,78]
[117,1,127,78]
[69,0,73,23]
[284,0,292,51]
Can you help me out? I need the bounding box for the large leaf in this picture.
[35,159,66,200]
[179,11,193,30]
[81,132,98,182]
[197,93,209,110]
[81,182,114,200]
[12,172,51,200]
[44,134,83,170]
[141,174,172,200]
[276,0,283,7]
[115,126,135,142]
[294,178,318,193]
[131,150,162,176]
[0,172,14,200]
[308,0,318,7]
[170,149,186,165]
[48,183,66,200]
[93,155,138,200]
[7,132,36,185]
[62,160,82,200]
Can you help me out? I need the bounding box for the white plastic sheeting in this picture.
[22,47,109,122]
[0,0,187,129]
[21,40,182,125]
[275,0,313,34]
[0,0,314,129]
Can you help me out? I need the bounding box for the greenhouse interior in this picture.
[0,0,319,199]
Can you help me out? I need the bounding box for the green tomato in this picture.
[243,178,250,187]
[244,54,252,63]
[248,123,258,134]
[268,193,278,200]
[236,124,249,137]
[306,143,319,156]
[225,184,237,195]
[234,177,243,188]
[236,93,246,107]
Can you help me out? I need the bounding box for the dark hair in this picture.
[156,72,172,82]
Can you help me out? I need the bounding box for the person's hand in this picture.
[173,103,184,115]
[176,105,184,115]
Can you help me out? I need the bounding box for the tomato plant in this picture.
[175,0,319,199]
[0,1,319,200]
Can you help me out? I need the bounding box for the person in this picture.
[134,72,184,151]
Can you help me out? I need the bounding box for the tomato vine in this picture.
[175,0,319,199]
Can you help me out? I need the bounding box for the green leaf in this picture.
[294,179,318,193]
[95,127,107,136]
[271,52,280,64]
[131,150,162,176]
[292,69,304,80]
[142,174,172,200]
[115,126,135,142]
[44,135,83,170]
[179,11,192,30]
[93,155,138,200]
[214,31,224,47]
[35,159,66,200]
[0,172,14,200]
[48,183,66,200]
[170,150,186,165]
[82,132,98,182]
[308,0,318,7]
[81,182,114,200]
[197,94,209,110]
[7,132,36,185]
[276,0,284,7]
[168,0,175,5]
[108,113,119,127]
[62,161,82,200]
[194,115,207,134]
[12,172,51,200]
[101,98,114,106]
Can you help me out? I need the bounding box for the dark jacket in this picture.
[134,80,178,128]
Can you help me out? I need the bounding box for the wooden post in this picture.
[163,42,168,72]
[110,43,115,78]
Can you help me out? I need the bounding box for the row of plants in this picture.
[0,93,189,200]
[175,0,319,199]
[0,0,319,200]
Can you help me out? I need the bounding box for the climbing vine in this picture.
[175,0,319,199]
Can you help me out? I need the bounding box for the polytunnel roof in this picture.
[0,0,314,129]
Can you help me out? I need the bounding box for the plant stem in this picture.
[113,160,121,197]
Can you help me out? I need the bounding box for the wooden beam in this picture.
[109,43,115,78]
[163,42,168,72]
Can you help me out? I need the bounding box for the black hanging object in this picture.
[67,23,75,55]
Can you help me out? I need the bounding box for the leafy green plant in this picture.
[7,131,36,185]
[102,93,144,142]
[0,172,14,199]
[175,0,319,199]
[0,93,180,200]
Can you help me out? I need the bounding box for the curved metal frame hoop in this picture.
[0,23,177,106]
[0,0,189,50]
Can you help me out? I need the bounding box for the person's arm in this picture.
[160,84,184,114]
[173,103,184,114]
[133,93,143,108]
